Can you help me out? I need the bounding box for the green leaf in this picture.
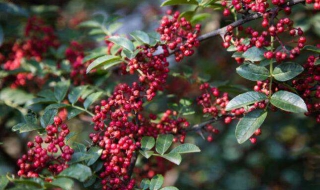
[190,13,210,24]
[242,47,266,62]
[272,62,304,81]
[44,103,67,112]
[47,178,74,190]
[78,20,101,28]
[141,136,155,151]
[54,80,70,102]
[12,123,41,133]
[9,177,44,188]
[0,175,9,190]
[303,45,320,53]
[179,98,192,106]
[315,59,320,65]
[59,164,92,182]
[0,2,28,17]
[225,91,267,111]
[170,143,200,154]
[156,134,174,155]
[69,152,92,164]
[40,108,58,128]
[0,88,34,105]
[66,107,84,119]
[72,142,87,152]
[83,176,96,188]
[140,179,150,190]
[236,63,269,81]
[83,92,103,109]
[160,153,182,165]
[235,109,268,144]
[270,91,308,113]
[68,86,87,105]
[149,174,164,190]
[86,55,121,73]
[83,47,108,63]
[139,150,154,159]
[86,146,103,166]
[160,187,179,190]
[161,0,199,6]
[108,36,134,52]
[130,30,150,44]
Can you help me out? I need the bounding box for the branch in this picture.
[197,0,306,42]
[186,114,234,132]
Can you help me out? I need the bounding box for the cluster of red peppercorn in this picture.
[306,0,320,10]
[222,0,309,64]
[65,41,93,85]
[293,55,320,123]
[89,80,190,189]
[157,10,201,62]
[0,17,59,88]
[126,45,170,101]
[17,116,73,178]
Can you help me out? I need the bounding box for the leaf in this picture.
[59,164,92,182]
[68,86,87,105]
[236,63,269,81]
[272,62,304,81]
[170,143,201,154]
[0,2,28,17]
[9,177,44,188]
[160,187,179,190]
[161,0,199,6]
[47,178,74,190]
[54,80,70,102]
[86,55,121,73]
[130,30,150,44]
[179,99,192,106]
[12,123,41,133]
[66,107,84,119]
[303,45,320,53]
[83,176,96,188]
[0,88,34,105]
[315,59,320,65]
[0,175,9,190]
[160,153,182,165]
[242,47,266,62]
[69,152,92,164]
[270,91,308,113]
[140,179,150,190]
[78,20,101,28]
[139,150,154,159]
[40,109,58,128]
[72,142,87,153]
[86,146,103,166]
[190,13,211,24]
[235,109,268,144]
[225,91,267,111]
[107,36,134,52]
[141,136,155,151]
[149,174,164,190]
[156,134,174,155]
[83,91,103,109]
[83,47,108,63]
[65,132,77,141]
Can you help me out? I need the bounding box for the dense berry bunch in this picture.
[65,41,92,85]
[222,1,307,64]
[17,116,73,177]
[0,17,59,88]
[127,45,170,101]
[157,10,201,62]
[197,83,237,123]
[306,0,320,10]
[293,55,320,122]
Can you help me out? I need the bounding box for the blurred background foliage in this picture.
[0,0,320,189]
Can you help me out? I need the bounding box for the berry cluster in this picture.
[306,0,320,10]
[222,1,308,64]
[0,17,59,88]
[65,41,92,85]
[127,45,170,101]
[293,55,320,122]
[17,116,73,177]
[157,10,201,62]
[197,83,237,123]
